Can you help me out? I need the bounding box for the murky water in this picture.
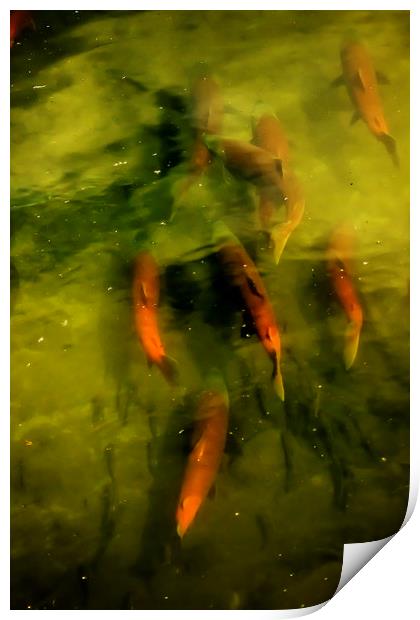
[10,10,409,610]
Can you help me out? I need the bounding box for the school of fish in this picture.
[128,37,399,539]
[10,20,398,540]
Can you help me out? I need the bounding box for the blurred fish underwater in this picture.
[10,9,409,611]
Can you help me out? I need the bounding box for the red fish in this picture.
[10,11,35,48]
[327,225,363,369]
[132,251,177,384]
[218,241,284,400]
[176,387,228,538]
[336,41,398,166]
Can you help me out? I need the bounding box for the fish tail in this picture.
[378,133,399,168]
[271,223,292,264]
[343,321,361,369]
[271,200,304,263]
[157,355,179,385]
[272,354,285,401]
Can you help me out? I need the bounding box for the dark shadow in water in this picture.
[11,11,147,78]
[131,396,194,585]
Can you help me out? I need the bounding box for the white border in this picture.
[3,2,417,617]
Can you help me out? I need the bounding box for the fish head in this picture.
[176,495,203,538]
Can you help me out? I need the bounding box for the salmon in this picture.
[270,172,305,263]
[252,112,290,168]
[176,387,229,538]
[338,41,398,166]
[10,11,35,48]
[132,251,177,384]
[189,75,223,174]
[191,75,224,137]
[176,75,223,204]
[252,112,305,261]
[205,136,284,198]
[327,225,363,369]
[218,241,284,400]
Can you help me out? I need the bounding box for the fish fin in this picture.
[354,69,367,91]
[273,366,285,401]
[378,133,399,168]
[350,110,361,125]
[331,75,345,87]
[376,70,390,85]
[270,350,285,401]
[274,158,283,178]
[158,355,179,385]
[245,275,264,299]
[343,322,361,369]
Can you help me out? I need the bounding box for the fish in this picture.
[252,111,305,261]
[251,111,290,168]
[175,75,223,205]
[191,74,224,137]
[336,41,398,167]
[10,10,35,48]
[176,386,229,538]
[205,135,284,197]
[132,251,178,384]
[327,225,363,369]
[270,173,305,263]
[218,241,285,400]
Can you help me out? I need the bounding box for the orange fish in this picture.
[10,10,35,48]
[176,75,223,204]
[252,112,290,168]
[218,241,284,400]
[252,112,305,261]
[336,41,398,166]
[191,75,224,137]
[327,225,363,369]
[205,136,284,198]
[190,75,223,174]
[132,251,177,384]
[270,172,305,263]
[176,386,229,538]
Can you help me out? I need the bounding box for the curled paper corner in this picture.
[335,535,393,594]
[335,476,418,597]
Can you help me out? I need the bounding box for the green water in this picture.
[10,10,409,610]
